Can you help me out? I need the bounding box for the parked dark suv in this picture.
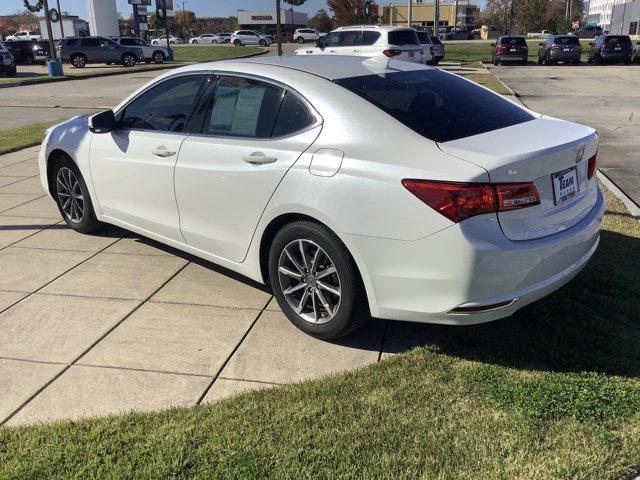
[2,40,37,65]
[588,35,632,64]
[538,35,581,65]
[0,43,17,77]
[57,36,143,68]
[491,36,528,65]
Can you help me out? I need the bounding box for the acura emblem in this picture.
[575,146,585,164]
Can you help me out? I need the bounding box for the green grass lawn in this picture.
[445,39,594,63]
[172,45,264,63]
[0,119,68,156]
[1,65,639,480]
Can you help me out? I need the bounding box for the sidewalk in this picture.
[0,146,419,427]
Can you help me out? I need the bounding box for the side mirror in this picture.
[89,110,117,133]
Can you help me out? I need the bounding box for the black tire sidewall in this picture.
[52,157,99,233]
[268,222,365,339]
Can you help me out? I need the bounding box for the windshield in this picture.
[334,70,534,143]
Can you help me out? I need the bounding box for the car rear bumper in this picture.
[496,55,527,61]
[600,52,631,61]
[549,52,581,60]
[343,187,605,325]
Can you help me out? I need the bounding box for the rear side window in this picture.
[204,76,283,138]
[64,38,78,46]
[387,30,420,46]
[81,38,100,47]
[417,32,432,44]
[430,36,442,45]
[120,38,135,46]
[554,36,580,45]
[500,37,526,46]
[340,30,362,46]
[362,31,381,45]
[273,92,315,137]
[334,70,534,143]
[121,74,205,132]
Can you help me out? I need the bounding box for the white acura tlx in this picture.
[38,55,605,339]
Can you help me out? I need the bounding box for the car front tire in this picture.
[268,221,369,340]
[152,51,165,64]
[192,40,198,44]
[51,155,101,234]
[297,37,304,44]
[259,39,267,47]
[122,53,137,67]
[70,54,86,68]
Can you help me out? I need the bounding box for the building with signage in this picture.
[237,9,309,35]
[379,1,479,30]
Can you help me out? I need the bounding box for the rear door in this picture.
[175,74,321,262]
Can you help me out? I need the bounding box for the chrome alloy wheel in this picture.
[278,239,341,325]
[56,167,84,223]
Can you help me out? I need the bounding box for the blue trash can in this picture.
[47,60,64,77]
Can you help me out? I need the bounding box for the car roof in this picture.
[179,54,427,81]
[333,25,415,31]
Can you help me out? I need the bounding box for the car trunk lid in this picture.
[438,116,599,241]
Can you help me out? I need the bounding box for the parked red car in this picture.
[272,33,293,43]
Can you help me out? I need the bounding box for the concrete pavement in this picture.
[491,63,640,206]
[0,145,424,426]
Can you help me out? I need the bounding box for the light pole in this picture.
[182,1,187,42]
[434,0,440,36]
[276,0,283,57]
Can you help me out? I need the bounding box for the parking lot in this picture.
[491,63,640,205]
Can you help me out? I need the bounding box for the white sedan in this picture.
[189,33,231,44]
[151,35,182,45]
[38,56,604,339]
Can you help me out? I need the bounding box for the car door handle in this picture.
[152,147,176,158]
[329,49,337,53]
[243,152,277,165]
[353,48,360,52]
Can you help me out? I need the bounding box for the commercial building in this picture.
[237,9,309,35]
[610,0,640,34]
[378,1,480,29]
[586,0,639,28]
[39,15,89,40]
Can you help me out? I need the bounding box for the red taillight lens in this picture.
[382,49,402,57]
[401,180,495,223]
[402,180,541,223]
[495,183,540,211]
[587,153,597,179]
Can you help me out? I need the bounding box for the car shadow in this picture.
[376,228,639,378]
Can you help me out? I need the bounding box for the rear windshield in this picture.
[430,36,442,45]
[387,30,420,46]
[499,37,526,46]
[554,36,580,45]
[417,32,432,43]
[605,36,631,45]
[334,70,534,143]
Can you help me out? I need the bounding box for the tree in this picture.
[308,9,333,32]
[175,9,197,38]
[327,0,377,27]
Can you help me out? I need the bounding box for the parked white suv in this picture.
[231,30,272,47]
[6,31,41,42]
[294,26,423,64]
[294,28,325,44]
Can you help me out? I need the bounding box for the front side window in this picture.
[81,38,100,47]
[204,76,283,138]
[324,32,340,47]
[121,74,205,132]
[334,70,534,143]
[120,38,135,46]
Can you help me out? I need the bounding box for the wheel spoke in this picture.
[283,282,307,295]
[298,240,309,270]
[316,266,336,280]
[311,290,318,322]
[278,266,302,280]
[285,248,305,274]
[62,197,71,210]
[318,281,340,297]
[310,246,321,274]
[315,289,333,316]
[295,289,309,314]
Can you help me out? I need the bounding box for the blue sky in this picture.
[1,0,332,18]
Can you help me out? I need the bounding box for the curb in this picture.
[0,141,41,157]
[597,171,640,220]
[0,48,268,90]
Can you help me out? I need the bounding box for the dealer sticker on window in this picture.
[552,166,579,205]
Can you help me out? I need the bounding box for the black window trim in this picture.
[189,71,323,141]
[114,70,211,135]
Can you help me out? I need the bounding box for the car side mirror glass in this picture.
[89,110,117,134]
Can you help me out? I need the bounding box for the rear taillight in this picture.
[382,49,402,57]
[550,45,560,51]
[587,153,597,179]
[430,46,434,56]
[402,180,540,223]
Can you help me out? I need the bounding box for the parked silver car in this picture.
[231,30,272,47]
[116,37,169,64]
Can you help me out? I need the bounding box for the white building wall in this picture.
[86,0,119,37]
[588,0,631,28]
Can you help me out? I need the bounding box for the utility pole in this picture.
[43,0,57,62]
[276,0,283,56]
[182,1,187,42]
[434,0,440,35]
[408,0,412,26]
[454,0,459,29]
[56,0,65,38]
[508,0,515,35]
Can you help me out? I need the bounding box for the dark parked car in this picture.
[570,25,603,39]
[56,36,143,68]
[538,35,581,65]
[587,35,632,64]
[32,40,52,63]
[0,43,17,77]
[430,35,445,65]
[2,40,37,65]
[491,36,528,65]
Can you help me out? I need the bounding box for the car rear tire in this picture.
[493,57,499,66]
[192,40,198,44]
[122,53,137,67]
[268,221,369,340]
[51,156,101,234]
[234,39,242,46]
[259,39,267,47]
[5,65,17,77]
[152,51,165,64]
[70,54,86,68]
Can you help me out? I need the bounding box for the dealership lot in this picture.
[491,63,640,205]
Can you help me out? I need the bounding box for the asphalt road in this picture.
[491,63,640,206]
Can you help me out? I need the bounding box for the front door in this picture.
[90,73,207,241]
[175,74,321,262]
